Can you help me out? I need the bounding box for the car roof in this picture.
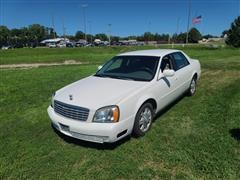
[117,49,180,57]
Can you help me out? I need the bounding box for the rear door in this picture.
[170,52,192,95]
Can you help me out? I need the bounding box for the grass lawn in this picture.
[0,45,239,66]
[0,46,240,179]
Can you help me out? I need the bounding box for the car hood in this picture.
[54,76,147,110]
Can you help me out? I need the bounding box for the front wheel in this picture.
[187,77,197,96]
[133,103,153,137]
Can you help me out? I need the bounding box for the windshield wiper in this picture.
[113,76,136,81]
[95,74,135,81]
[94,74,110,78]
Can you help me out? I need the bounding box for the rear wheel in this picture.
[187,76,197,96]
[133,103,153,137]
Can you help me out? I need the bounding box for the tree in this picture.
[49,28,57,39]
[225,16,240,47]
[95,33,108,41]
[111,36,120,42]
[27,24,45,45]
[0,26,10,46]
[221,30,228,38]
[175,32,187,43]
[202,34,218,39]
[188,28,202,43]
[143,32,155,41]
[75,31,85,40]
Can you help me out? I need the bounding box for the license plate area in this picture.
[59,123,70,132]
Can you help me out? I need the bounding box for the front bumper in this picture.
[47,106,131,143]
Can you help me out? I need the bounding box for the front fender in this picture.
[134,94,157,117]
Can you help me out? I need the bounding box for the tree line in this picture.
[0,24,57,47]
[0,24,203,47]
[0,16,239,47]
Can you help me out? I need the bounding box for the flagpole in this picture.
[186,0,191,44]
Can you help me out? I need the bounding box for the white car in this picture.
[48,49,201,143]
[48,43,57,48]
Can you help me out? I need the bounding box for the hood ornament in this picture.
[69,94,73,100]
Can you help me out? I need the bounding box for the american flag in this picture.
[192,15,202,24]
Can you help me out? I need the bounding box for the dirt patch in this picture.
[0,60,88,69]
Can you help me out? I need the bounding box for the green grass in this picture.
[0,46,240,179]
[0,45,239,66]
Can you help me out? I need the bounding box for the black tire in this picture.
[187,76,197,96]
[133,103,154,137]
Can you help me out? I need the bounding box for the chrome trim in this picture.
[54,100,89,121]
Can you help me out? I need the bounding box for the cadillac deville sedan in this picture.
[48,49,201,143]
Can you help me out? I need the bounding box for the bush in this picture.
[188,28,202,43]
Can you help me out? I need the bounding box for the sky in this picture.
[0,0,239,37]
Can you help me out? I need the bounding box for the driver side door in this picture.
[153,55,179,111]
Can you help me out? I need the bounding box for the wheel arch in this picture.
[134,96,157,116]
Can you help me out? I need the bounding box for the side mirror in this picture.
[98,65,103,70]
[163,69,175,77]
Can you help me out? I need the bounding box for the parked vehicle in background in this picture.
[66,42,74,48]
[1,45,13,50]
[75,39,88,47]
[58,42,66,48]
[48,43,57,48]
[13,44,24,48]
[48,49,201,143]
[85,43,93,47]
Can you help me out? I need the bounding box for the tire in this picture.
[133,103,154,137]
[187,76,197,96]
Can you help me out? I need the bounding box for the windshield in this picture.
[95,56,160,81]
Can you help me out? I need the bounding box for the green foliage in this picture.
[174,32,187,43]
[202,34,218,39]
[95,33,108,41]
[188,28,202,43]
[75,31,85,40]
[0,24,58,47]
[226,16,240,47]
[0,26,10,46]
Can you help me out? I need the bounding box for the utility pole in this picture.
[186,0,191,44]
[88,21,93,44]
[51,14,56,39]
[62,18,66,40]
[108,23,111,46]
[174,17,180,45]
[176,18,180,35]
[82,4,88,42]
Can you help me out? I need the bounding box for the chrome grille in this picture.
[54,100,89,121]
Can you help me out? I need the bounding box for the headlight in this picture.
[93,106,119,123]
[51,92,55,107]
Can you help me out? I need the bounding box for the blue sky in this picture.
[0,0,239,37]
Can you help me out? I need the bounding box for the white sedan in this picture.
[48,49,201,143]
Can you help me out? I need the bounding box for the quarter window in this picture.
[171,52,189,71]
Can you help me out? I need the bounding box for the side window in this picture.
[160,55,173,72]
[171,52,190,71]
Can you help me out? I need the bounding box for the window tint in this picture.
[160,55,173,72]
[171,52,189,71]
[105,58,123,72]
[95,56,159,81]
